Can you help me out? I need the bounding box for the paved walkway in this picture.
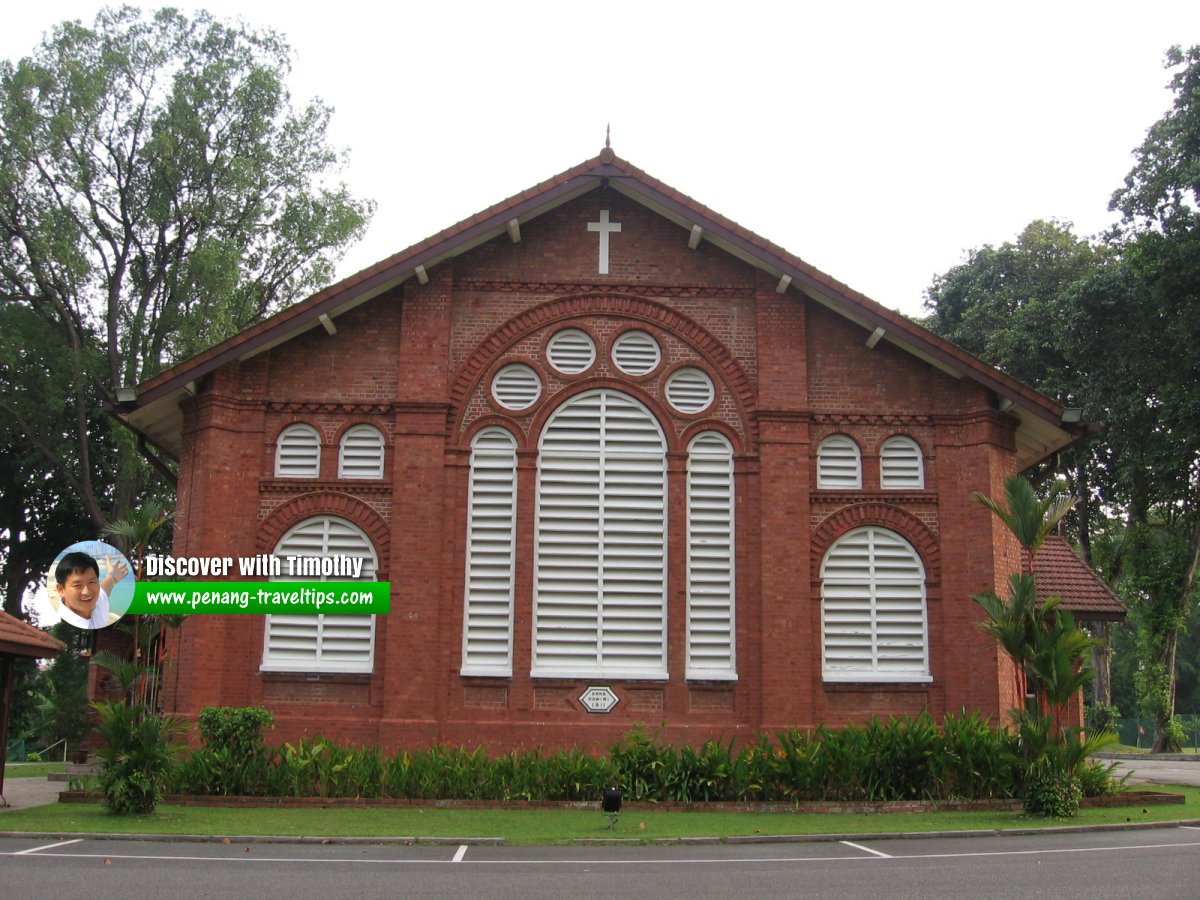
[1101,755,1200,787]
[0,775,60,811]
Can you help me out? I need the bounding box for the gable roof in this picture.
[1033,534,1126,622]
[114,149,1088,465]
[0,610,64,658]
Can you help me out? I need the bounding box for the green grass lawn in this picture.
[1,786,1197,845]
[2,762,67,779]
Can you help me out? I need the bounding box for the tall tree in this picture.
[1100,44,1200,751]
[0,6,374,533]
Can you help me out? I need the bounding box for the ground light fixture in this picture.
[602,786,623,829]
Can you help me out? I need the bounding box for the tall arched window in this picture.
[261,516,378,673]
[275,424,321,478]
[817,434,862,489]
[461,428,518,676]
[879,435,924,489]
[820,526,929,682]
[533,390,667,679]
[686,432,736,680]
[338,425,385,479]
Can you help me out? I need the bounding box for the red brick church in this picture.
[118,148,1094,750]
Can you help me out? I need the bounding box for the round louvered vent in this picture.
[665,367,715,414]
[547,328,596,374]
[612,330,661,375]
[491,363,542,410]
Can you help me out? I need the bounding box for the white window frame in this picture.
[685,432,737,681]
[461,427,518,676]
[275,424,321,478]
[820,526,930,683]
[338,424,386,480]
[532,389,668,680]
[879,435,925,490]
[816,434,862,489]
[261,516,379,674]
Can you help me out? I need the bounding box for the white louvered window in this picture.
[534,389,667,679]
[492,363,542,410]
[821,527,929,682]
[611,330,661,376]
[666,367,715,414]
[547,328,596,375]
[275,424,321,478]
[880,436,924,490]
[817,434,862,489]
[261,517,378,673]
[686,432,736,680]
[461,428,518,676]
[338,425,385,479]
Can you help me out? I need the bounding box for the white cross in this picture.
[587,210,622,275]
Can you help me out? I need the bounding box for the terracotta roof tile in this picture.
[0,610,65,658]
[1033,535,1126,621]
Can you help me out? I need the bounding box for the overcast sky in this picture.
[4,2,1198,320]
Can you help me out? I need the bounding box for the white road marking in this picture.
[1179,826,1200,831]
[453,845,468,862]
[2,839,1198,867]
[840,840,891,858]
[14,838,83,855]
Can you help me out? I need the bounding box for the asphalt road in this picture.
[3,829,1199,899]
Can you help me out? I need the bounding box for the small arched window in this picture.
[817,434,862,489]
[262,516,378,673]
[880,436,924,490]
[275,424,321,478]
[821,526,929,682]
[339,425,385,480]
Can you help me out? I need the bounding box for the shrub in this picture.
[93,701,184,814]
[197,706,274,756]
[1023,769,1082,817]
[1085,702,1120,732]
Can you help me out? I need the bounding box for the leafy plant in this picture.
[92,701,184,814]
[197,706,274,757]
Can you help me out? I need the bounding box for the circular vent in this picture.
[665,367,715,413]
[612,330,661,376]
[491,364,542,410]
[546,328,596,374]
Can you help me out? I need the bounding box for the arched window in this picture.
[820,526,929,682]
[461,428,518,676]
[533,390,667,679]
[686,432,736,679]
[338,425,385,480]
[817,434,862,489]
[275,424,321,478]
[880,435,924,489]
[261,516,378,673]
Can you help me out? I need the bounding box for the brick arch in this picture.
[810,503,940,579]
[257,491,391,574]
[448,293,757,446]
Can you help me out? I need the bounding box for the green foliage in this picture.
[1022,769,1082,818]
[971,475,1076,568]
[197,706,274,757]
[0,6,374,526]
[168,714,1060,804]
[92,701,184,814]
[1085,702,1121,732]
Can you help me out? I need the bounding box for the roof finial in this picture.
[605,123,611,149]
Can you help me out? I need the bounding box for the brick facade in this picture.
[144,157,1066,753]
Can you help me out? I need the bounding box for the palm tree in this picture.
[971,475,1075,574]
[100,501,178,710]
